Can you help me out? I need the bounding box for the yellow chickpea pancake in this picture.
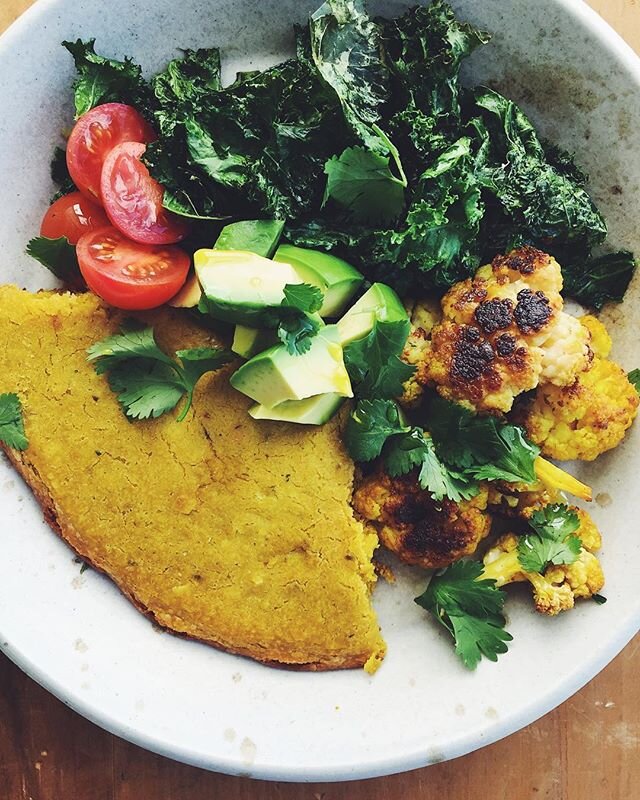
[0,286,384,672]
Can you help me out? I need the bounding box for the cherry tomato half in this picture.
[77,225,190,310]
[40,191,110,245]
[66,103,156,200]
[100,141,190,245]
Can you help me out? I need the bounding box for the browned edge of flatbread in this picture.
[1,445,371,672]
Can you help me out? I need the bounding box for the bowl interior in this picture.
[0,0,638,781]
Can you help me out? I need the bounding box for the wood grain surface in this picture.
[1,1,639,798]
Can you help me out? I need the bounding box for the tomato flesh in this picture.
[66,103,156,200]
[40,191,110,245]
[77,226,190,310]
[100,141,190,245]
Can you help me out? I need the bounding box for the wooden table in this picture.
[1,1,639,797]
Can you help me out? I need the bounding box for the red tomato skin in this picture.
[66,103,156,200]
[100,141,190,245]
[40,192,110,245]
[76,225,190,310]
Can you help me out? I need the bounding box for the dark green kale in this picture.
[57,1,635,307]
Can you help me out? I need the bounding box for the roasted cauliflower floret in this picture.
[422,247,592,412]
[481,508,604,615]
[399,299,441,408]
[352,469,491,569]
[516,356,639,461]
[488,480,562,518]
[579,314,612,358]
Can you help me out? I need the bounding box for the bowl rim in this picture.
[1,0,639,782]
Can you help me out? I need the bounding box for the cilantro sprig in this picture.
[344,319,415,399]
[274,283,324,356]
[87,326,233,421]
[428,395,540,485]
[628,369,640,393]
[0,393,28,451]
[516,504,582,573]
[415,560,512,670]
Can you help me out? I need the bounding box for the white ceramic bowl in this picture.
[0,0,639,782]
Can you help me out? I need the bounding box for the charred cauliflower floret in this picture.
[399,299,441,408]
[516,356,639,461]
[481,508,604,615]
[579,314,612,359]
[488,480,562,518]
[421,247,592,412]
[352,469,491,569]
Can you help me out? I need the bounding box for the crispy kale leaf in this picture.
[563,251,637,310]
[0,393,28,451]
[87,326,233,421]
[309,0,390,148]
[415,560,512,669]
[59,1,634,306]
[62,39,153,118]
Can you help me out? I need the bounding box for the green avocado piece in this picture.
[248,393,345,425]
[196,249,305,326]
[215,220,284,257]
[175,220,285,309]
[230,325,352,407]
[232,325,278,359]
[336,282,407,345]
[273,244,363,317]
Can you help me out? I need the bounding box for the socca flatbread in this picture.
[0,286,384,671]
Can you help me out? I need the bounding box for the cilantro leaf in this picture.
[87,326,175,373]
[108,361,185,420]
[88,327,233,421]
[415,560,512,670]
[248,283,325,356]
[428,396,539,484]
[0,393,28,451]
[385,428,479,502]
[282,283,324,314]
[175,347,235,419]
[26,236,82,286]
[343,399,408,462]
[517,503,582,573]
[469,425,539,484]
[323,144,406,224]
[628,369,640,393]
[277,313,322,355]
[344,319,415,399]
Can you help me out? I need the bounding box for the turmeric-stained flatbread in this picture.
[0,286,384,671]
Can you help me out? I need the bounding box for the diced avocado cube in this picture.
[174,220,285,309]
[196,249,304,326]
[215,220,284,258]
[273,244,363,317]
[230,326,353,407]
[249,393,345,425]
[336,282,407,345]
[232,325,278,360]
